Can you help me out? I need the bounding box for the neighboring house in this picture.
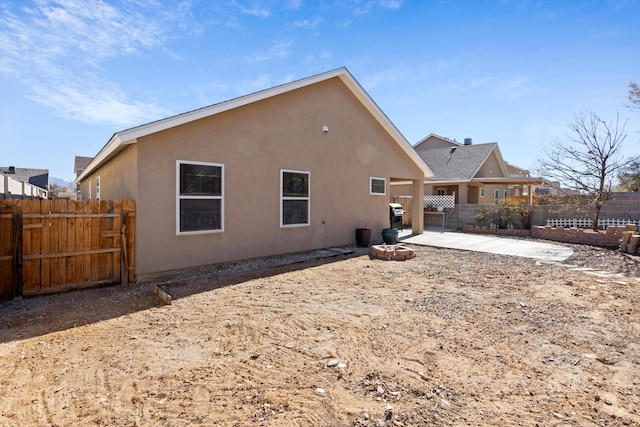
[76,67,432,276]
[74,156,93,200]
[0,166,49,199]
[391,134,544,205]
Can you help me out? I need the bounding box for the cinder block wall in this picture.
[599,193,640,219]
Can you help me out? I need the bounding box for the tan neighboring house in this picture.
[74,156,94,200]
[0,166,49,199]
[391,134,544,205]
[75,68,432,276]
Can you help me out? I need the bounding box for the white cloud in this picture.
[28,76,168,127]
[0,0,188,126]
[246,39,292,62]
[229,73,297,98]
[352,0,403,15]
[362,66,411,89]
[304,49,332,67]
[293,16,322,29]
[238,4,271,17]
[379,0,402,10]
[287,0,303,9]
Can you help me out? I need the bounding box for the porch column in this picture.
[458,184,469,204]
[411,178,424,234]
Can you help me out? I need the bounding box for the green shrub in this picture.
[474,201,532,229]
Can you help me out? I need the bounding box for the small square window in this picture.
[370,177,386,195]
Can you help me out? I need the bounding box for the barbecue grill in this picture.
[389,203,405,230]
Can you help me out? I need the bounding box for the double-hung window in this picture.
[177,161,224,234]
[370,177,386,195]
[281,170,310,227]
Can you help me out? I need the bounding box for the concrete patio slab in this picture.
[399,229,574,262]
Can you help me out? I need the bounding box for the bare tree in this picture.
[618,158,640,192]
[628,81,640,111]
[536,111,635,231]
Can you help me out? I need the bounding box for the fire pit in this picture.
[370,244,416,261]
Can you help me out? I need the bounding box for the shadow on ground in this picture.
[0,247,368,344]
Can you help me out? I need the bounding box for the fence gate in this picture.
[0,199,135,300]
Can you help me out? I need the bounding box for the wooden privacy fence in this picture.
[0,199,135,300]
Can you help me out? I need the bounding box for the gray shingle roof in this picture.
[0,166,49,190]
[415,143,497,180]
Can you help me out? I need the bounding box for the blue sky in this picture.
[1,0,638,182]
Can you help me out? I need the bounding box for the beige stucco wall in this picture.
[129,77,423,274]
[80,145,138,201]
[414,136,455,150]
[475,151,505,179]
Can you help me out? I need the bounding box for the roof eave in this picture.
[336,73,433,178]
[75,134,136,183]
[470,177,548,185]
[77,67,434,181]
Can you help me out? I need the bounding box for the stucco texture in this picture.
[94,77,424,275]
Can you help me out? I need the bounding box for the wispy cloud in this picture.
[246,39,292,62]
[287,0,304,9]
[237,3,271,18]
[233,73,296,96]
[432,74,533,100]
[293,16,323,29]
[27,73,168,125]
[351,0,403,15]
[194,73,298,104]
[362,66,411,89]
[0,0,188,126]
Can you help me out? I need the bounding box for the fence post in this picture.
[120,211,129,286]
[12,212,23,299]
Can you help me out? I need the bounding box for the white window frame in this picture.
[480,187,485,198]
[369,177,386,195]
[504,189,508,199]
[88,182,91,200]
[494,189,499,204]
[280,169,310,228]
[95,176,101,200]
[176,160,224,235]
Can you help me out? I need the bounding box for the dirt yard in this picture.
[1,240,639,426]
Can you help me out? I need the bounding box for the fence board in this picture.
[0,212,13,299]
[0,199,135,300]
[66,201,77,286]
[91,201,100,283]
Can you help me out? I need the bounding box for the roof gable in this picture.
[74,156,93,175]
[413,133,458,150]
[417,142,509,181]
[77,67,432,182]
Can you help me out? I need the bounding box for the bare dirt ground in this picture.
[1,240,639,427]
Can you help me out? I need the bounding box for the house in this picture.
[76,68,432,276]
[392,134,544,205]
[0,166,49,199]
[74,156,93,200]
